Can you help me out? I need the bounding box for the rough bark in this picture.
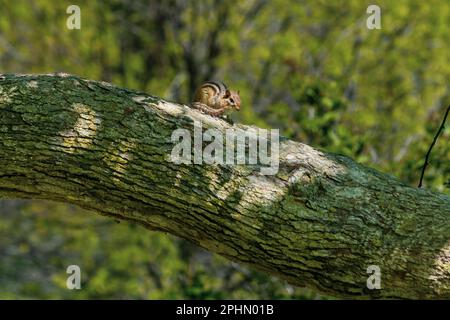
[0,73,449,299]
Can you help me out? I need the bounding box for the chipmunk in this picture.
[191,81,241,116]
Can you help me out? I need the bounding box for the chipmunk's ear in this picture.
[225,89,231,97]
[237,90,240,95]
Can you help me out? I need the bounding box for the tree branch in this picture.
[418,105,450,188]
[0,73,449,299]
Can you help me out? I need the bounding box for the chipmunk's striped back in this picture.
[193,81,227,105]
[201,81,228,94]
[192,81,241,117]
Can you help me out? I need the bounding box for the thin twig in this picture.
[418,105,450,187]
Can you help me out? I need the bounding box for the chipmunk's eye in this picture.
[230,98,234,104]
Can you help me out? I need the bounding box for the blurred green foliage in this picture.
[0,200,318,299]
[0,0,448,299]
